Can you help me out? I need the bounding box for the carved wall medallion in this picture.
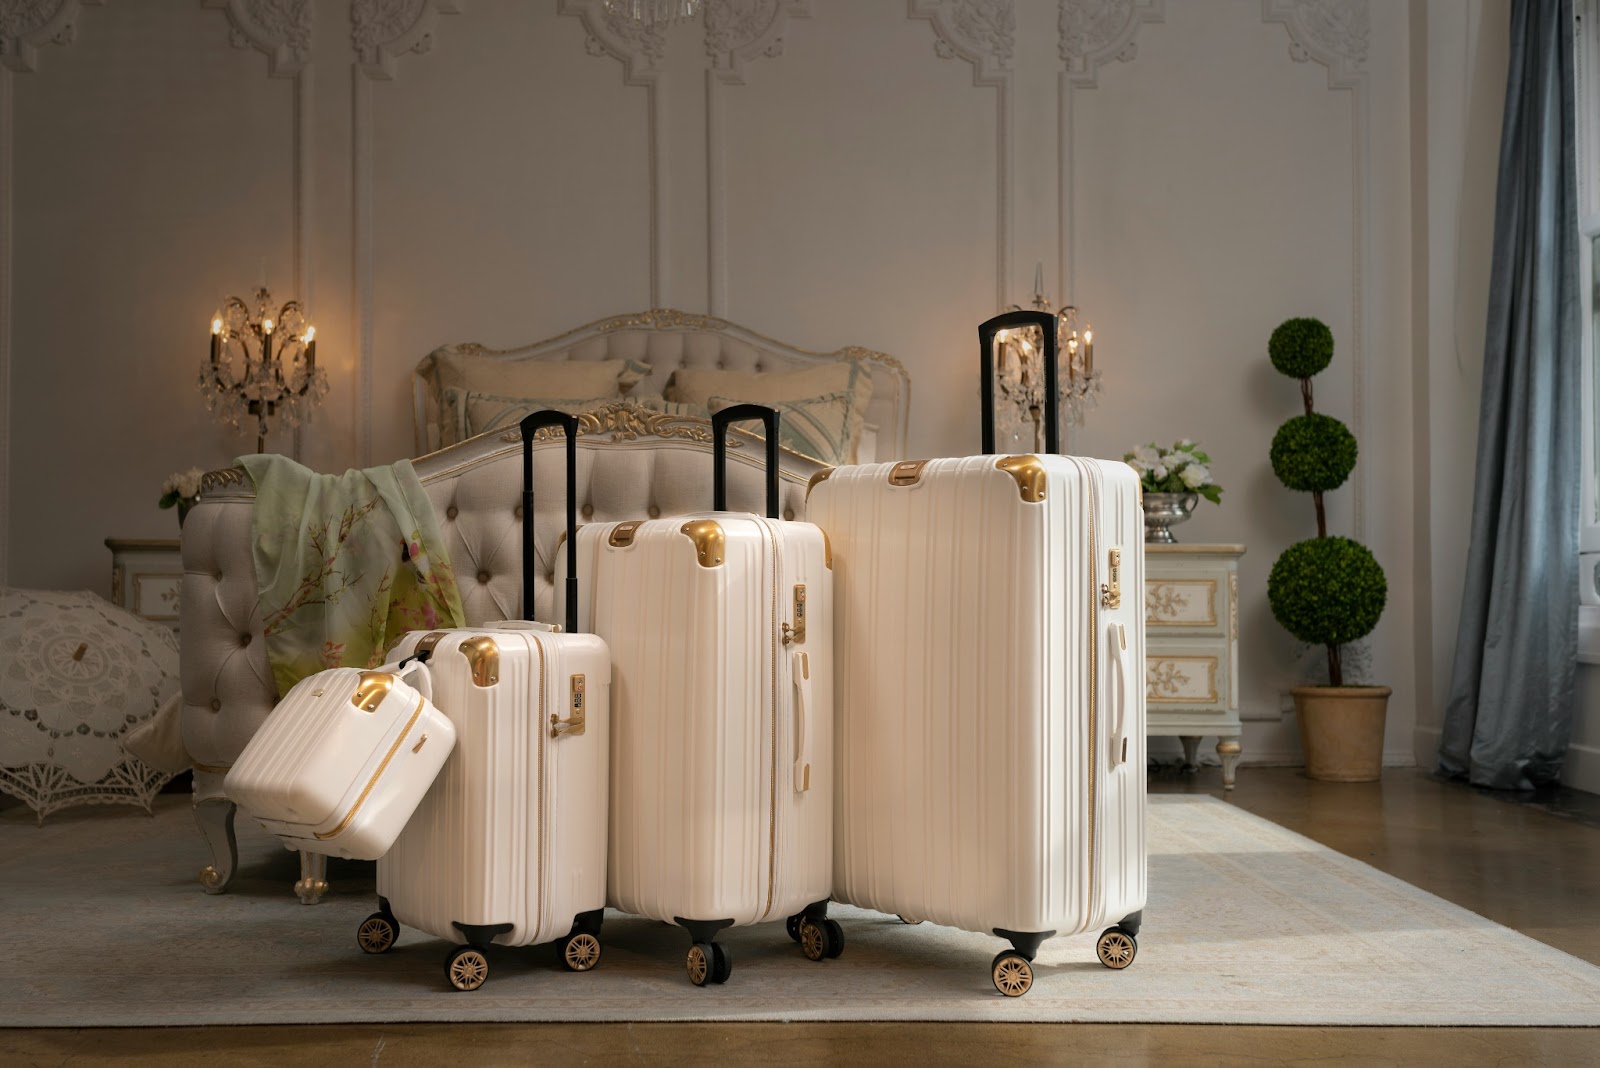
[559,0,667,85]
[0,0,101,73]
[908,0,1014,86]
[202,0,312,76]
[1058,0,1163,88]
[352,0,461,79]
[704,0,810,83]
[1260,0,1368,89]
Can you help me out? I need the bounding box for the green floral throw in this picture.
[240,455,466,699]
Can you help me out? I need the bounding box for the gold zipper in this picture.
[1080,459,1100,925]
[534,634,548,941]
[315,694,426,839]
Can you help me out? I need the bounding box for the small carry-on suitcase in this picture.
[224,661,455,861]
[357,410,613,992]
[805,309,1148,998]
[555,404,837,987]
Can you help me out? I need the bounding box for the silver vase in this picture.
[1144,492,1199,544]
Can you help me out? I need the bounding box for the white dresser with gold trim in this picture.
[1145,543,1244,788]
[106,538,183,632]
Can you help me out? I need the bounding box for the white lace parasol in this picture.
[0,588,181,822]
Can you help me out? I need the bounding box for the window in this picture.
[1577,1,1600,658]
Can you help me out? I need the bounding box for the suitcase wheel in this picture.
[356,913,397,955]
[898,915,925,925]
[445,946,490,992]
[799,918,846,962]
[991,951,1034,998]
[786,914,803,943]
[560,931,602,973]
[1096,927,1138,971]
[687,942,732,986]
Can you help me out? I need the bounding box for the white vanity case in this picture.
[224,663,454,861]
[809,310,1149,1000]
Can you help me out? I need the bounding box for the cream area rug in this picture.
[3,795,1599,1026]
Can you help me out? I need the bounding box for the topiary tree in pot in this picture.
[1265,317,1390,782]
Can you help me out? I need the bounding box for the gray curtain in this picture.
[1441,0,1581,790]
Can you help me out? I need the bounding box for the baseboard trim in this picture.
[1561,741,1600,795]
[1414,725,1442,771]
[1151,747,1416,769]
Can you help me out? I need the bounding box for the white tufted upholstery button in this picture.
[477,570,490,584]
[446,505,458,520]
[647,505,660,518]
[210,698,221,712]
[784,508,795,521]
[582,504,594,519]
[514,505,523,520]
[239,633,251,647]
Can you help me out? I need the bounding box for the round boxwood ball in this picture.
[1268,536,1387,647]
[1271,413,1358,493]
[1269,317,1334,379]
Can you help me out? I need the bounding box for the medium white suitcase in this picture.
[224,661,455,861]
[805,310,1148,998]
[555,405,837,987]
[357,411,612,992]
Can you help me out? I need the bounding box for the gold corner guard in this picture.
[995,456,1048,503]
[460,636,500,687]
[681,520,725,568]
[806,468,834,499]
[351,672,396,712]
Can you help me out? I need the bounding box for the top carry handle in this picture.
[979,309,1060,456]
[712,403,781,519]
[520,409,581,634]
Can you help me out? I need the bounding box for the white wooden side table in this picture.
[106,538,182,632]
[1144,543,1245,789]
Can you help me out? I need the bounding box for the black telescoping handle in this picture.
[519,409,581,634]
[712,404,781,519]
[979,309,1059,456]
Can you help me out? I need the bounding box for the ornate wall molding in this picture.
[1058,0,1164,89]
[0,0,101,73]
[352,0,461,80]
[201,0,312,77]
[704,0,809,85]
[909,0,1014,310]
[559,0,665,86]
[1260,0,1369,90]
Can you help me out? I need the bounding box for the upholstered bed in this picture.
[179,310,907,903]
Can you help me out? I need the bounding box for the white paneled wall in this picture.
[2,0,1505,768]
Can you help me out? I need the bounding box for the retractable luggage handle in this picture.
[979,309,1060,456]
[520,409,582,635]
[712,404,781,519]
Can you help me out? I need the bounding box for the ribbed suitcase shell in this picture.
[558,512,833,929]
[225,665,455,860]
[806,454,1146,940]
[378,624,610,948]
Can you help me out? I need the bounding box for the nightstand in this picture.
[1144,543,1245,788]
[106,538,182,632]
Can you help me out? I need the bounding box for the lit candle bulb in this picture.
[303,325,317,371]
[1084,327,1093,374]
[210,315,221,365]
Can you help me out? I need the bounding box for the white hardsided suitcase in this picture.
[357,411,612,992]
[555,404,837,986]
[224,662,455,861]
[804,310,1148,998]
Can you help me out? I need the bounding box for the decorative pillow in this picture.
[707,393,856,467]
[429,354,642,444]
[669,362,872,462]
[440,388,618,443]
[631,394,708,419]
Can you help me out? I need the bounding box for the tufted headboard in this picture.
[413,308,910,462]
[179,402,829,780]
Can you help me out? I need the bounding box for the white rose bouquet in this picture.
[1123,440,1223,505]
[159,467,206,525]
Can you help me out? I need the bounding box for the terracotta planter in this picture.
[1290,685,1392,782]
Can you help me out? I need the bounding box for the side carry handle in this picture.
[712,403,781,519]
[1107,621,1128,768]
[978,309,1059,456]
[519,409,582,635]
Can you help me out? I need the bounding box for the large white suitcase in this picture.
[804,310,1148,998]
[224,661,455,861]
[358,411,612,993]
[555,405,837,987]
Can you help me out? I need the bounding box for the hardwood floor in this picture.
[5,767,1598,1066]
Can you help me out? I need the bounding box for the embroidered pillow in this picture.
[672,362,872,462]
[428,355,643,445]
[440,389,618,443]
[706,392,856,466]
